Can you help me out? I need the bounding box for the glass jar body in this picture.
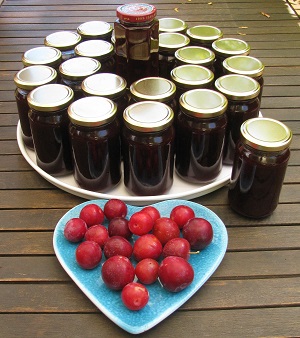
[29,108,73,176]
[223,97,260,164]
[69,120,121,191]
[228,142,290,218]
[176,112,227,183]
[122,125,175,196]
[114,19,159,86]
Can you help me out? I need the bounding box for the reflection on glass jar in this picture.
[228,118,292,218]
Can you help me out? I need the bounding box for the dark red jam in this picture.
[175,89,228,183]
[68,97,121,191]
[114,3,159,86]
[27,84,74,176]
[214,74,261,165]
[14,65,57,149]
[122,101,175,196]
[228,118,292,218]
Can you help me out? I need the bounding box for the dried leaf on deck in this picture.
[208,2,213,5]
[260,11,270,18]
[174,7,179,12]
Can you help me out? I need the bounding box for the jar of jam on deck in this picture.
[75,39,115,73]
[170,65,214,110]
[77,21,113,42]
[174,46,215,72]
[223,55,265,107]
[228,118,292,218]
[22,46,62,71]
[27,84,74,176]
[68,96,121,191]
[14,65,57,149]
[186,25,223,48]
[215,74,260,165]
[114,3,159,86]
[122,101,175,196]
[175,89,228,183]
[59,57,101,100]
[158,32,190,79]
[158,17,188,34]
[129,77,177,114]
[81,72,128,126]
[44,31,81,61]
[212,37,250,79]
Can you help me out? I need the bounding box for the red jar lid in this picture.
[116,3,157,23]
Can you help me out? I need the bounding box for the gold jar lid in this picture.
[82,73,127,98]
[22,46,62,67]
[186,25,223,44]
[130,77,176,102]
[77,21,113,39]
[170,65,214,89]
[179,89,228,118]
[44,31,81,50]
[68,96,117,127]
[14,65,57,91]
[123,101,174,132]
[223,55,264,78]
[59,57,101,80]
[159,32,190,53]
[241,117,292,151]
[159,17,187,33]
[215,74,260,100]
[27,83,74,112]
[212,38,250,58]
[175,46,215,66]
[75,40,114,61]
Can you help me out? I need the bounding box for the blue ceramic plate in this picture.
[53,199,228,334]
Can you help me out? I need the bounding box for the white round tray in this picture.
[17,121,232,205]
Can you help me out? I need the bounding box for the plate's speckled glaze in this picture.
[53,199,228,334]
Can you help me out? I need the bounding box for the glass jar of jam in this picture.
[212,38,250,78]
[114,3,159,86]
[81,73,128,126]
[176,89,228,183]
[44,31,81,61]
[59,57,101,100]
[129,77,177,114]
[223,55,265,106]
[186,25,223,48]
[174,46,215,72]
[77,20,113,41]
[159,17,188,33]
[68,96,121,191]
[74,40,115,73]
[228,117,292,218]
[14,65,57,149]
[170,65,214,110]
[22,46,62,70]
[215,74,261,165]
[122,101,175,196]
[158,32,190,79]
[27,84,74,176]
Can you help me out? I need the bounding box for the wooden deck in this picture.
[1,0,300,337]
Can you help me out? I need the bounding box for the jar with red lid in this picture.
[175,89,228,183]
[77,21,113,42]
[212,38,250,78]
[14,65,57,148]
[44,31,81,61]
[186,25,223,48]
[114,3,159,86]
[68,96,121,191]
[75,40,115,73]
[215,74,261,165]
[27,84,74,176]
[59,57,101,100]
[122,101,175,196]
[158,32,190,79]
[228,118,292,218]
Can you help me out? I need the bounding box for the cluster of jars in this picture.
[14,4,292,218]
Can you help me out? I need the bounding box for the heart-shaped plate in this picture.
[53,199,228,334]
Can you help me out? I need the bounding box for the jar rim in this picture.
[22,46,62,67]
[75,40,114,60]
[158,17,187,33]
[212,37,250,57]
[44,31,81,50]
[175,46,215,65]
[159,32,190,52]
[77,20,113,37]
[223,55,264,78]
[186,25,223,42]
[59,57,101,80]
